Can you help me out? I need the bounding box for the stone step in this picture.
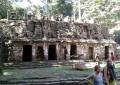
[0,78,87,85]
[4,61,73,69]
[1,74,120,85]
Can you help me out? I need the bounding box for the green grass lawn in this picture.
[0,65,93,81]
[0,61,120,82]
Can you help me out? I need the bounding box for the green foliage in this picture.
[33,5,42,17]
[80,0,120,27]
[48,0,73,17]
[0,0,13,19]
[9,8,25,20]
[16,8,25,19]
[48,0,120,27]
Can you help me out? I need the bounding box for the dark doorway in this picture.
[70,44,77,59]
[48,45,57,60]
[84,25,89,39]
[105,46,109,59]
[64,47,67,60]
[23,45,32,61]
[88,47,94,59]
[36,46,44,61]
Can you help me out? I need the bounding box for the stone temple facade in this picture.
[0,19,116,62]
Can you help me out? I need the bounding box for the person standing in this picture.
[95,53,100,66]
[111,52,115,62]
[103,59,117,85]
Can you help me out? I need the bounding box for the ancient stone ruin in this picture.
[0,19,116,62]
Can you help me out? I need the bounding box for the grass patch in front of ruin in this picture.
[0,61,119,82]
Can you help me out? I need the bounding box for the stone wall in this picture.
[0,20,108,40]
[28,20,106,40]
[0,20,116,62]
[13,43,23,61]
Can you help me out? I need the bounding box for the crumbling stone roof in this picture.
[0,19,113,44]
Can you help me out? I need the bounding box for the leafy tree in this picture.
[79,0,120,28]
[48,0,120,27]
[0,0,13,19]
[48,0,73,17]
